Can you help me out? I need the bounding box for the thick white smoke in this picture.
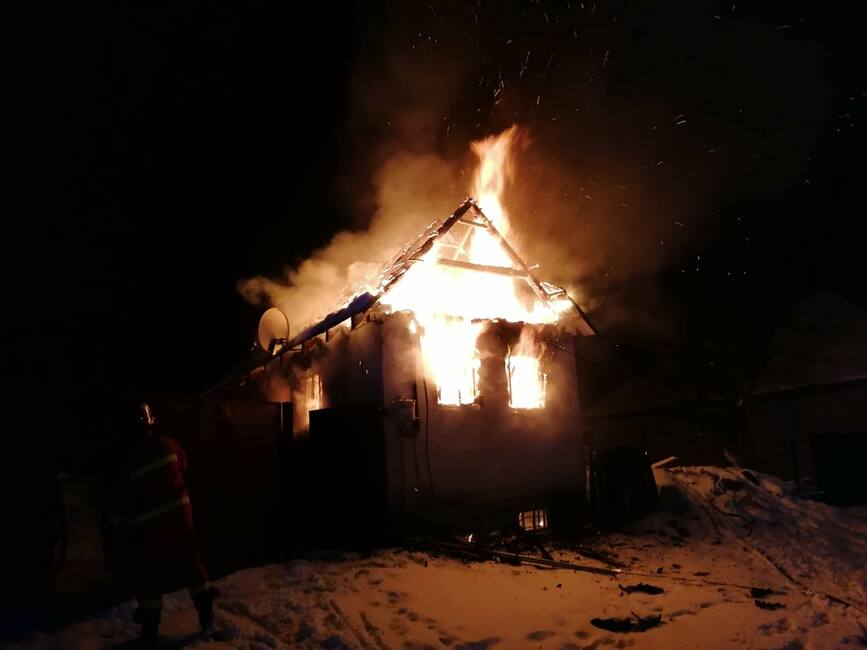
[238,152,465,332]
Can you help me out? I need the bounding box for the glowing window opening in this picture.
[436,357,481,407]
[505,354,547,410]
[295,372,323,435]
[518,508,548,531]
[306,372,322,412]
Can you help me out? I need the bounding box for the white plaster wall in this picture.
[380,313,585,520]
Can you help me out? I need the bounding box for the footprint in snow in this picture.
[389,617,410,635]
[453,636,502,649]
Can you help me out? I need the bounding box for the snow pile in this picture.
[658,466,867,609]
[7,466,867,649]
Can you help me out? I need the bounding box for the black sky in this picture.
[9,0,867,448]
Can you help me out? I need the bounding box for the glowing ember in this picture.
[382,126,557,408]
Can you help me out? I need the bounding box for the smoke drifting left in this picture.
[239,3,474,329]
[238,152,464,331]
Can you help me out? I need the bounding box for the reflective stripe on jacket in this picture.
[131,453,178,479]
[107,435,192,528]
[128,494,191,526]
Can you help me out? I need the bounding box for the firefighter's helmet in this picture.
[137,402,156,431]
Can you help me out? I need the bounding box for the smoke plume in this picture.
[238,152,464,331]
[239,1,826,339]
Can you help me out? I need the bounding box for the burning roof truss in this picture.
[209,198,595,393]
[285,198,595,352]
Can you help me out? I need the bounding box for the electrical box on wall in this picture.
[391,398,419,437]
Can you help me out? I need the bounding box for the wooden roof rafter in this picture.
[206,198,596,394]
[282,198,596,355]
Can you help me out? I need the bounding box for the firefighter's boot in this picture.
[193,585,220,634]
[132,606,161,645]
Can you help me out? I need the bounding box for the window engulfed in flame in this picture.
[381,125,560,409]
[437,357,481,406]
[506,354,546,410]
[506,326,546,410]
[420,317,482,406]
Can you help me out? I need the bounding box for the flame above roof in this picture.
[283,198,595,350]
[207,198,594,394]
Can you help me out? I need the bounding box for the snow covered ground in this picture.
[8,466,867,649]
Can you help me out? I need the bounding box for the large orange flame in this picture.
[382,126,556,407]
[471,124,520,237]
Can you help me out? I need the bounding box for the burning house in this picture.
[212,129,597,543]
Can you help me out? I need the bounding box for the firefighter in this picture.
[105,402,218,644]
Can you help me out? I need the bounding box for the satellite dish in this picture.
[257,307,290,355]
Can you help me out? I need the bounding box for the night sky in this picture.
[10,0,866,453]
